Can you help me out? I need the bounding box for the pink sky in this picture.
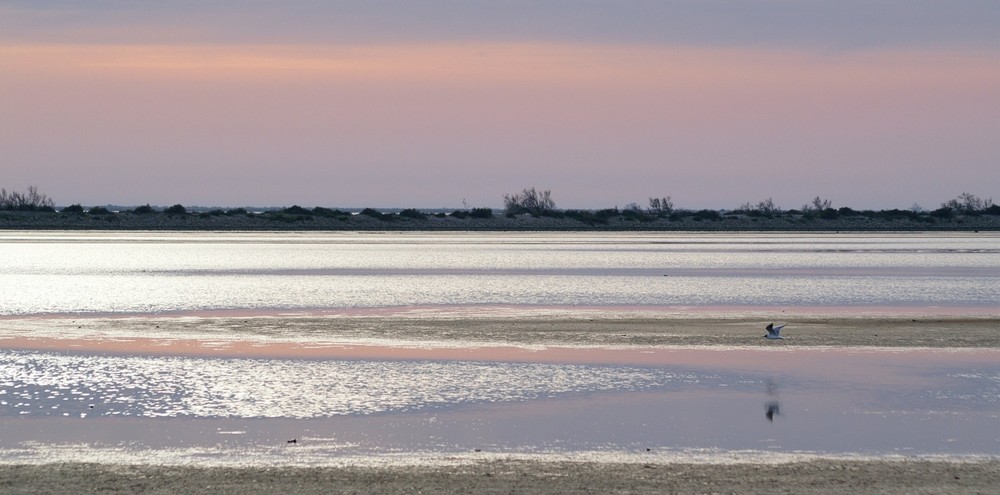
[2,2,998,210]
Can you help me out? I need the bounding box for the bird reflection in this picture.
[765,401,780,422]
[764,378,781,422]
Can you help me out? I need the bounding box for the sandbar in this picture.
[2,314,1000,357]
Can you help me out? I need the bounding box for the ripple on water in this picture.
[0,350,705,419]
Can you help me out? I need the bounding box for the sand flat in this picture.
[1,459,999,494]
[3,315,1000,355]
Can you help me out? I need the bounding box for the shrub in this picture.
[88,206,111,215]
[692,209,721,221]
[398,208,426,220]
[265,213,310,223]
[621,208,653,222]
[592,208,619,221]
[469,207,493,219]
[503,187,555,215]
[801,196,833,213]
[818,208,839,220]
[930,207,954,219]
[164,204,187,215]
[225,208,248,216]
[942,193,994,214]
[877,209,919,221]
[565,209,612,225]
[132,204,156,214]
[282,205,312,216]
[737,198,780,217]
[359,208,389,220]
[0,186,55,211]
[312,207,349,218]
[648,196,674,215]
[62,204,85,214]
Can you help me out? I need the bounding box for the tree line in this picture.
[3,185,997,221]
[500,187,998,219]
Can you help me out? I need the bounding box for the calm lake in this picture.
[1,231,999,465]
[2,231,999,316]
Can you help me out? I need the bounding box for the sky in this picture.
[2,1,999,210]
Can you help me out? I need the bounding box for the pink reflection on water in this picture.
[3,303,999,320]
[3,333,998,377]
[3,338,1000,461]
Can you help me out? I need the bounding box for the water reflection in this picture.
[1,348,1000,461]
[765,401,781,422]
[4,231,1000,316]
[765,378,781,422]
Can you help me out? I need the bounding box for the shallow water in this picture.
[3,231,1000,465]
[2,347,998,464]
[2,231,999,317]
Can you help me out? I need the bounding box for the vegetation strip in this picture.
[2,186,997,231]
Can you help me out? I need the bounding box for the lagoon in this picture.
[1,231,999,466]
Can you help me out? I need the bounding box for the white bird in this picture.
[764,323,785,340]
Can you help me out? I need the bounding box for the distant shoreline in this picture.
[2,209,999,231]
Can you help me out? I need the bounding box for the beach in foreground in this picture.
[2,458,999,494]
[2,314,999,493]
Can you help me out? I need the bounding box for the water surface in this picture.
[2,231,998,317]
[1,347,998,464]
[2,231,999,465]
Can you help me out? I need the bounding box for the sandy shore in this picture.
[3,314,1000,355]
[3,314,999,493]
[2,459,999,494]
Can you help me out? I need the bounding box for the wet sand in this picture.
[3,314,1000,493]
[3,314,1000,356]
[1,459,999,494]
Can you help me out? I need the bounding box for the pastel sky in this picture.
[2,1,998,210]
